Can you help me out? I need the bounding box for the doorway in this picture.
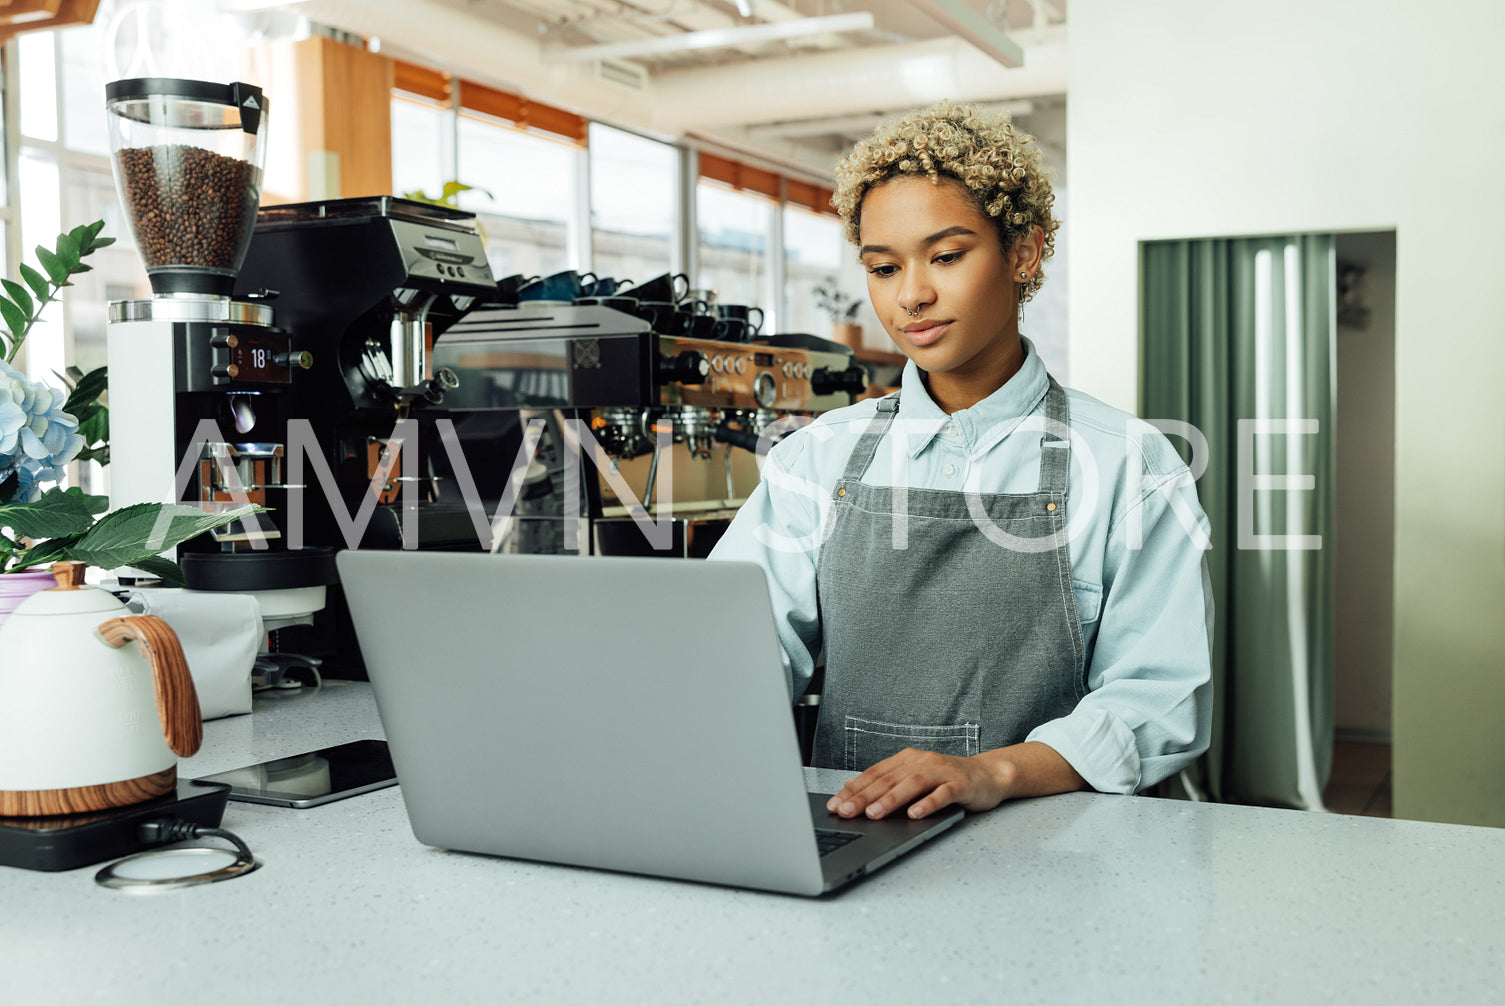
[1139,229,1397,811]
[1325,230,1397,815]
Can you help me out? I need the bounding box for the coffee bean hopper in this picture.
[103,78,335,687]
[105,78,268,297]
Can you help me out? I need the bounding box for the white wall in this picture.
[1069,0,1505,825]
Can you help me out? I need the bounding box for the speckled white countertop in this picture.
[5,681,1503,1004]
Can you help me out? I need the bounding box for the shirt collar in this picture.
[898,336,1050,458]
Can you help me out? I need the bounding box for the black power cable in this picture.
[95,818,261,892]
[138,818,256,861]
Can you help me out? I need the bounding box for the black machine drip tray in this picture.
[0,778,231,873]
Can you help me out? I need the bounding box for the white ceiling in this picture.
[246,0,1069,179]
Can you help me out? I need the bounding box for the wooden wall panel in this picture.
[244,36,394,202]
[320,38,394,199]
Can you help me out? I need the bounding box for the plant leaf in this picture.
[0,471,17,505]
[92,236,116,249]
[2,278,33,317]
[78,406,109,447]
[35,245,68,285]
[0,487,97,538]
[55,231,81,269]
[86,220,106,243]
[19,263,50,301]
[69,502,263,570]
[63,365,108,412]
[72,263,93,274]
[129,555,186,585]
[0,295,26,340]
[63,486,111,514]
[68,402,100,424]
[7,533,81,570]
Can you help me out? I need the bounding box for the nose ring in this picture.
[906,308,919,317]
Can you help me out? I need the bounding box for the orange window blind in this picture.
[459,81,588,145]
[701,152,837,216]
[393,60,452,103]
[785,178,838,217]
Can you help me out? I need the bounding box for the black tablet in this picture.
[192,739,397,808]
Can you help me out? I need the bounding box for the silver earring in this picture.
[1019,271,1028,280]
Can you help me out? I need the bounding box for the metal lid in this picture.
[107,297,276,327]
[104,78,266,135]
[254,196,479,233]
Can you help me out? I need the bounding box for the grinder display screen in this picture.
[225,330,290,384]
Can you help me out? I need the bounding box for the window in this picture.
[8,26,154,497]
[390,92,448,200]
[782,205,846,336]
[588,123,675,291]
[64,163,146,376]
[456,112,580,280]
[18,30,57,143]
[696,181,771,321]
[59,26,107,157]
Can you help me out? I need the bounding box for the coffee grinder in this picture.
[104,78,335,682]
[228,196,499,675]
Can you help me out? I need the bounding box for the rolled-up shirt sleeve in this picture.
[708,435,827,700]
[1026,469,1214,794]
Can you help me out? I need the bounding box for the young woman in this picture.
[709,103,1212,821]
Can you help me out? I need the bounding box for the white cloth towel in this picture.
[125,588,262,720]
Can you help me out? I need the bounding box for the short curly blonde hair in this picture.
[832,102,1058,304]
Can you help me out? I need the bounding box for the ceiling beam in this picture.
[745,100,1037,141]
[906,0,1024,68]
[539,11,875,63]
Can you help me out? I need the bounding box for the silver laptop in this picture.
[336,550,963,896]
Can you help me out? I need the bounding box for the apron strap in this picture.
[1037,378,1071,496]
[836,393,900,491]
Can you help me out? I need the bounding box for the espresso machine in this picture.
[104,78,340,687]
[430,285,870,558]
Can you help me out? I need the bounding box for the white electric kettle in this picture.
[0,561,203,817]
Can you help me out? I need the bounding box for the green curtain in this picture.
[1141,235,1336,809]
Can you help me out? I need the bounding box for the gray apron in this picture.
[811,378,1087,771]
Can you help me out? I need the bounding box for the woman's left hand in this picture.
[825,741,1087,820]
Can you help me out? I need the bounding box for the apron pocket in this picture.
[844,716,980,772]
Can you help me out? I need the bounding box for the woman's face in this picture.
[858,175,1035,384]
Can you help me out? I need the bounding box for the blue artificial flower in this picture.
[0,357,85,504]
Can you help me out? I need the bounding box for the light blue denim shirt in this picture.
[709,338,1214,794]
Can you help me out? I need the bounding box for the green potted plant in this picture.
[813,278,864,348]
[1,222,256,621]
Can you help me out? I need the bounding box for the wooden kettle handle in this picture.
[98,615,204,758]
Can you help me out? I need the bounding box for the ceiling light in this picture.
[541,12,876,64]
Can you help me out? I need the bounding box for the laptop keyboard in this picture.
[814,828,862,856]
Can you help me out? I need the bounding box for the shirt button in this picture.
[943,464,956,477]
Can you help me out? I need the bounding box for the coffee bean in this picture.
[115,145,259,271]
